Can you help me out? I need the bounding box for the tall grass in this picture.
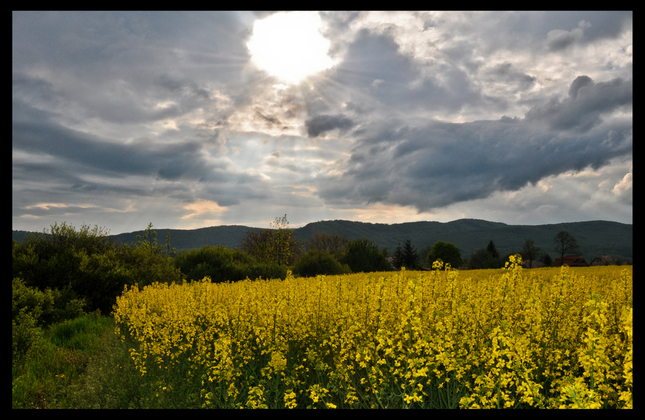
[12,313,111,408]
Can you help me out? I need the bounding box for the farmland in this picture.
[111,262,632,408]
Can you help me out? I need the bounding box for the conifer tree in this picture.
[402,239,419,269]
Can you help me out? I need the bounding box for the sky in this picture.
[12,11,632,234]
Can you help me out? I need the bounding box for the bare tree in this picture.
[553,231,581,265]
[240,214,296,266]
[308,232,349,257]
[522,239,542,268]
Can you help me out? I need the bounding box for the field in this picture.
[112,260,633,408]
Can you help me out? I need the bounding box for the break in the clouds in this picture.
[13,11,632,234]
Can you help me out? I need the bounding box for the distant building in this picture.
[522,260,544,268]
[590,254,619,266]
[553,255,589,267]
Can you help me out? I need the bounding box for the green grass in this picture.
[12,311,215,409]
[62,318,146,408]
[12,313,121,408]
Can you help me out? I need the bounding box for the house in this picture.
[590,254,619,266]
[522,260,544,268]
[553,255,589,267]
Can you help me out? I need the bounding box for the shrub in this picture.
[427,241,463,268]
[12,278,88,364]
[174,245,286,283]
[12,222,183,315]
[292,249,350,277]
[338,238,391,273]
[12,278,86,326]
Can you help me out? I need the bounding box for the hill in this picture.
[13,219,632,264]
[292,219,632,264]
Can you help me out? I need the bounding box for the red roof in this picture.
[553,255,589,267]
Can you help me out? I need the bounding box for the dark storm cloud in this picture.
[568,75,593,99]
[12,94,268,205]
[525,76,632,132]
[12,107,201,180]
[317,75,632,212]
[487,63,537,91]
[305,114,355,138]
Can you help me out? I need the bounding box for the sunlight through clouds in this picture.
[179,199,228,228]
[12,11,631,233]
[181,199,228,220]
[247,11,337,84]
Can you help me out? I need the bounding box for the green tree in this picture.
[338,238,390,273]
[486,240,500,259]
[134,223,176,255]
[402,239,420,269]
[393,239,420,270]
[468,248,500,269]
[427,241,462,269]
[541,253,553,267]
[392,243,405,270]
[553,231,581,265]
[240,215,296,266]
[292,249,350,277]
[240,229,273,261]
[174,245,286,283]
[269,214,293,266]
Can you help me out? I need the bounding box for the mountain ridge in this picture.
[13,218,632,264]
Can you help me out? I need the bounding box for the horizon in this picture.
[13,12,632,235]
[12,216,632,236]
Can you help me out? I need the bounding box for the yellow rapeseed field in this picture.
[112,257,632,409]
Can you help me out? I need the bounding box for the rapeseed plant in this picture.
[112,263,632,409]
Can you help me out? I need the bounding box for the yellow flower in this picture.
[113,265,631,410]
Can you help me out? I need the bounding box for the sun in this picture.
[247,12,337,84]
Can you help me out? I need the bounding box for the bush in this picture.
[12,312,45,366]
[292,249,350,277]
[111,244,182,285]
[174,245,287,282]
[12,278,56,325]
[12,278,86,327]
[12,222,183,315]
[427,241,463,269]
[12,278,88,364]
[338,238,391,273]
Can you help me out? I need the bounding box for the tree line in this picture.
[387,230,586,270]
[10,215,591,340]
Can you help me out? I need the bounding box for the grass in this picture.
[12,311,179,409]
[63,318,146,408]
[12,313,130,409]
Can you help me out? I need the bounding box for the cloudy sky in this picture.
[13,11,632,234]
